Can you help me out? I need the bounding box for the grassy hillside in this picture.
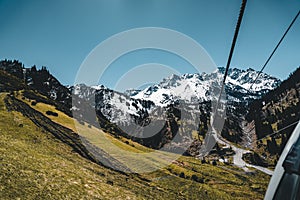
[0,93,161,199]
[0,91,271,199]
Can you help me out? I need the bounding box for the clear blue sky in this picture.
[0,0,299,89]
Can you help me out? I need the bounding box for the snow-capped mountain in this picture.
[222,68,279,91]
[132,73,219,106]
[72,67,280,128]
[130,67,281,106]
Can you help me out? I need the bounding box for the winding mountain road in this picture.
[215,133,273,175]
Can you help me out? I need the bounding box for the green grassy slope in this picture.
[0,91,271,199]
[0,92,178,199]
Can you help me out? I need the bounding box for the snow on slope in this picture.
[73,67,280,123]
[73,84,154,124]
[132,72,223,106]
[131,67,280,106]
[223,68,279,92]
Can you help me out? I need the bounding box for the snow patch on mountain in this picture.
[224,68,279,92]
[130,67,280,106]
[132,71,223,106]
[73,84,155,124]
[73,67,280,124]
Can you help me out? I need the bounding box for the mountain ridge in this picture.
[124,67,280,106]
[0,59,283,151]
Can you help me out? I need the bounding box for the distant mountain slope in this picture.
[247,67,300,166]
[72,84,155,124]
[73,67,280,135]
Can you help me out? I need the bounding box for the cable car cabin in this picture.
[265,121,300,200]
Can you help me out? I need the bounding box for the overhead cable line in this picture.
[199,1,247,157]
[213,0,247,120]
[249,10,300,90]
[256,120,300,142]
